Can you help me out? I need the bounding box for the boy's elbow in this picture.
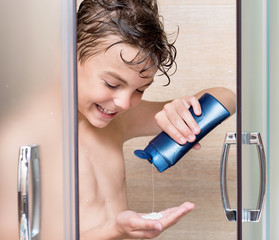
[196,87,236,115]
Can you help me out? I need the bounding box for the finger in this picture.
[155,111,188,144]
[181,110,200,136]
[192,143,201,150]
[159,202,194,216]
[163,102,197,143]
[176,101,200,137]
[183,96,202,116]
[159,202,195,229]
[131,222,163,240]
[130,227,162,240]
[130,216,163,232]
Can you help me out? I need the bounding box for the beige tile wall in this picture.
[124,1,237,239]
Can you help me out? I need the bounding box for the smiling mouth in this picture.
[96,104,118,116]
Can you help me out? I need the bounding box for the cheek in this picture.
[77,85,91,108]
[77,79,107,104]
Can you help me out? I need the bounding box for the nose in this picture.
[113,93,132,110]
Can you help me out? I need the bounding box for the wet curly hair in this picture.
[77,0,177,84]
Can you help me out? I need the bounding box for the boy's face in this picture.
[78,40,156,128]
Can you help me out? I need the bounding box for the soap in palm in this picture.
[142,212,163,220]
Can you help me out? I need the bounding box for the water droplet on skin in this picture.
[84,149,88,153]
[50,112,54,116]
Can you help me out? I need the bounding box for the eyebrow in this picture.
[103,71,153,88]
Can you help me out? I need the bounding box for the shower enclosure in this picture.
[0,0,78,239]
[0,0,278,239]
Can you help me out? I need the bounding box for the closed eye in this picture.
[104,81,118,89]
[136,89,145,94]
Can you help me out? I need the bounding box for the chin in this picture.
[94,123,109,128]
[89,118,111,128]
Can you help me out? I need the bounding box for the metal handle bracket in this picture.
[220,132,266,222]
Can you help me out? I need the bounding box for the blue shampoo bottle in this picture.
[134,93,230,172]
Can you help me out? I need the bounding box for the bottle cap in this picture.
[134,145,170,172]
[134,150,152,160]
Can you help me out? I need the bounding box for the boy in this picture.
[77,0,235,239]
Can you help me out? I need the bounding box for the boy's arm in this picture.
[117,87,236,143]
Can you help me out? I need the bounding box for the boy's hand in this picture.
[155,96,202,146]
[114,202,195,239]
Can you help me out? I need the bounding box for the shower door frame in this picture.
[61,0,79,239]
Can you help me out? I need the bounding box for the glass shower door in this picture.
[0,1,78,239]
[240,0,279,239]
[240,0,269,239]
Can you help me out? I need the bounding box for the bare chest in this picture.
[78,130,128,231]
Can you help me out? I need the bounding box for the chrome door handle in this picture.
[18,145,41,240]
[220,132,266,222]
[220,132,237,221]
